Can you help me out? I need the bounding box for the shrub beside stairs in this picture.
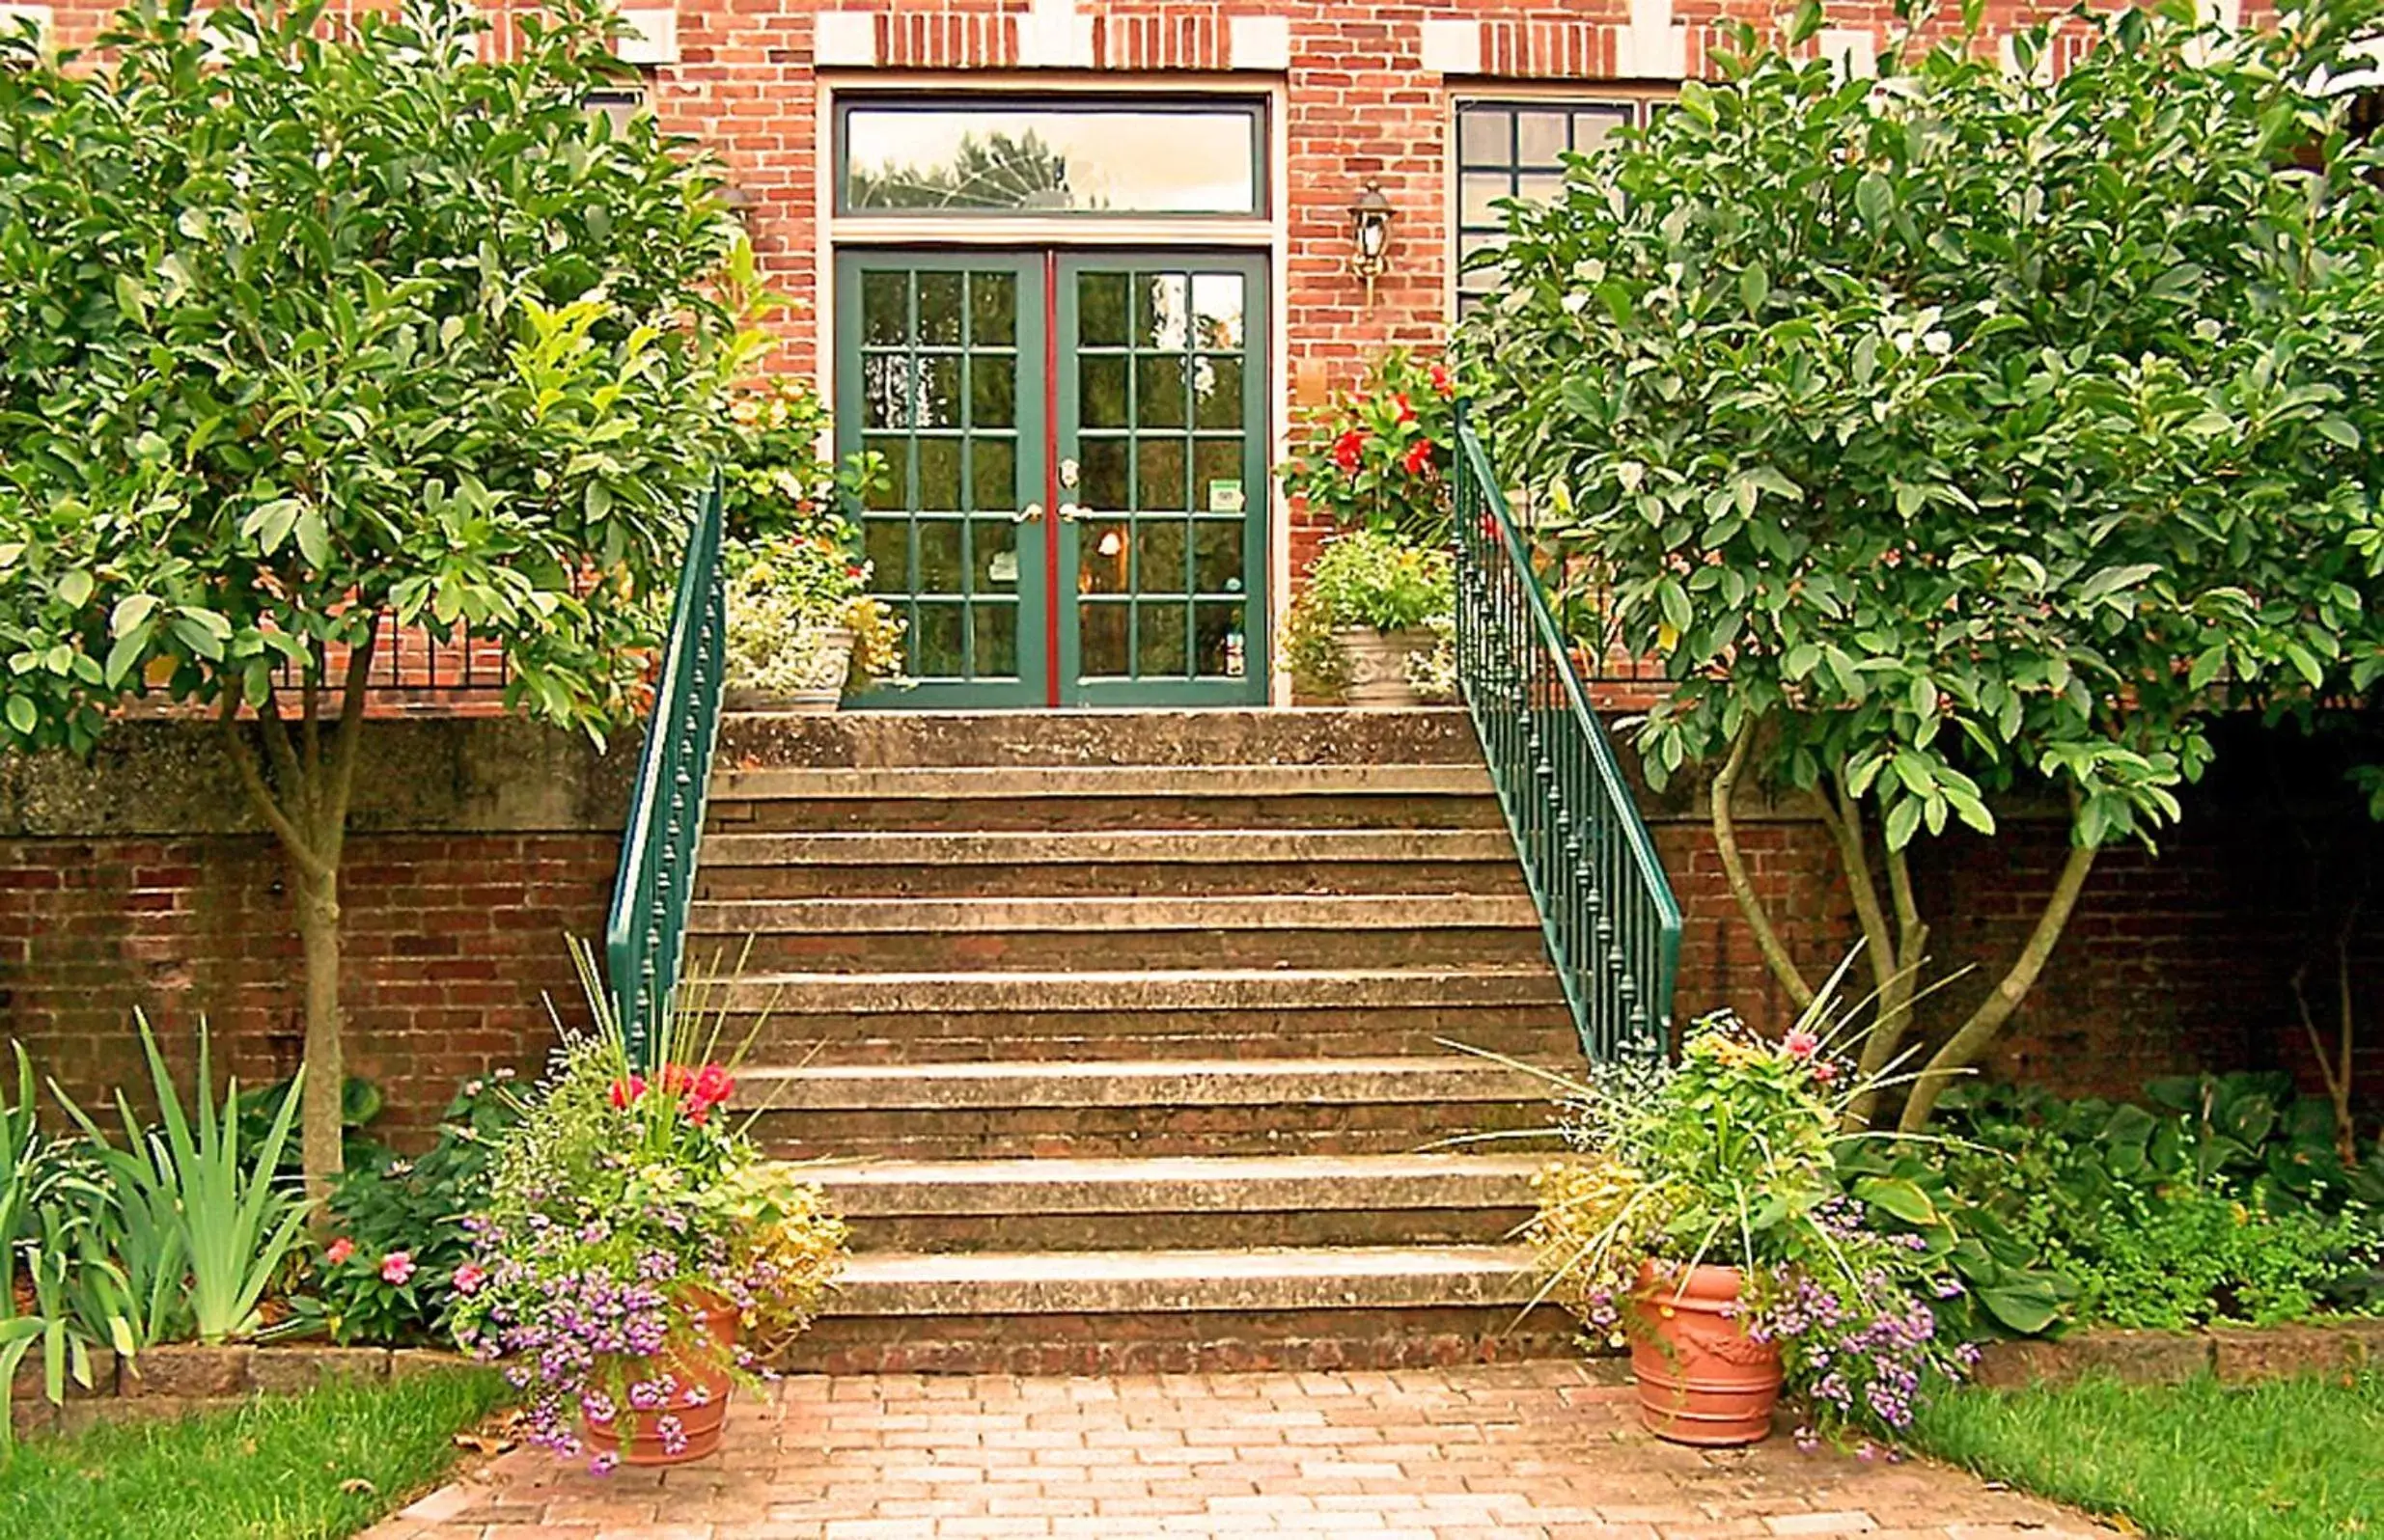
[699,708,1581,1373]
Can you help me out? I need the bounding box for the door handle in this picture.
[1013,502,1045,524]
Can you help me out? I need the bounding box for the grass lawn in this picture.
[1914,1370,2384,1540]
[0,1366,513,1540]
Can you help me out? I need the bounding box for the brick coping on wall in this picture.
[1972,1318,2384,1390]
[8,1343,468,1439]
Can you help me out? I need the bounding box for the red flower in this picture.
[661,1063,693,1097]
[1428,362,1455,399]
[1401,439,1433,477]
[691,1062,734,1109]
[1394,392,1416,425]
[609,1074,647,1109]
[324,1236,354,1266]
[1331,428,1366,474]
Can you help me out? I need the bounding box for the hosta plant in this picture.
[453,949,846,1471]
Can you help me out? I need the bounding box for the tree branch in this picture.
[257,691,313,829]
[1710,721,1816,1011]
[217,693,334,883]
[1899,840,2099,1135]
[1816,779,1911,1126]
[302,636,324,789]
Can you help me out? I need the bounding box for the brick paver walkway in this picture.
[368,1362,2111,1539]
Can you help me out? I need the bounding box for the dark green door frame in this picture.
[839,248,1269,709]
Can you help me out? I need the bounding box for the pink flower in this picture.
[324,1236,355,1267]
[380,1251,417,1286]
[1783,1029,1820,1060]
[609,1075,646,1109]
[453,1262,487,1295]
[1812,1060,1841,1086]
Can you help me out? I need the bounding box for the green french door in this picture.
[839,250,1269,707]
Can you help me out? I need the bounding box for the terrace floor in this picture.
[365,1361,2113,1539]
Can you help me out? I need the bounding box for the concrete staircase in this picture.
[697,709,1582,1373]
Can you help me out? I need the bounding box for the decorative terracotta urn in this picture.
[1628,1260,1782,1446]
[1333,625,1432,706]
[581,1297,740,1467]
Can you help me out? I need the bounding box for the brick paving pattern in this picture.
[366,1362,2111,1539]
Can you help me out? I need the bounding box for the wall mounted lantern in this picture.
[1347,180,1395,303]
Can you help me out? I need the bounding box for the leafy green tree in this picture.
[0,0,753,1198]
[1464,0,2384,1131]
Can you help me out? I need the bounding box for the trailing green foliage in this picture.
[0,1367,513,1537]
[1461,0,2384,1131]
[1916,1372,2384,1540]
[1284,529,1456,696]
[1935,1077,2384,1330]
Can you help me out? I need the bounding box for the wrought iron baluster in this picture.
[1450,409,1681,1062]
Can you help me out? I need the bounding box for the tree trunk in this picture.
[219,630,376,1214]
[292,865,345,1208]
[1708,722,1817,1013]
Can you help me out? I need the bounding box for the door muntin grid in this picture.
[1063,259,1266,698]
[845,256,1043,698]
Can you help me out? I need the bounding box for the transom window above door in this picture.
[836,99,1268,217]
[1455,96,1662,314]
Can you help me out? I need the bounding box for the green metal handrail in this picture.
[605,478,727,1067]
[1453,413,1682,1060]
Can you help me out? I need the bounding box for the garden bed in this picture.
[9,1344,465,1439]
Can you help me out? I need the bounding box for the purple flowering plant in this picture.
[450,945,846,1471]
[1523,957,1982,1441]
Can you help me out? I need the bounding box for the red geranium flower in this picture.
[609,1075,647,1109]
[1331,428,1366,473]
[1394,392,1416,424]
[1401,439,1432,477]
[1428,362,1455,399]
[325,1236,354,1266]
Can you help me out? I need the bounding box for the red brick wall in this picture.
[0,721,629,1150]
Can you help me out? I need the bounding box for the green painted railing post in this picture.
[1452,408,1681,1059]
[605,477,728,1068]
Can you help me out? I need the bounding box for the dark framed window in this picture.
[585,87,648,136]
[836,98,1268,217]
[1455,97,1661,315]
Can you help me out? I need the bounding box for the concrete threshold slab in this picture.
[808,1153,1546,1216]
[735,1057,1568,1112]
[823,1244,1541,1316]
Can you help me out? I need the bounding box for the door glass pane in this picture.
[844,104,1264,215]
[1079,273,1129,345]
[1068,262,1259,688]
[1080,357,1128,428]
[848,261,1032,689]
[1081,602,1129,675]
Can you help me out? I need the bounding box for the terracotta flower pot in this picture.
[1628,1260,1781,1446]
[1333,625,1433,706]
[582,1298,740,1467]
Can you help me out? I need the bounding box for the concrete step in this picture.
[812,1153,1540,1251]
[688,893,1546,970]
[719,706,1483,771]
[694,827,1526,899]
[701,965,1581,1063]
[739,1056,1567,1160]
[786,1244,1577,1374]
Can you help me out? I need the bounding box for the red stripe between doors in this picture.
[1041,253,1063,707]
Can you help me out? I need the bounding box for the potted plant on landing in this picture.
[723,528,904,711]
[1527,987,1981,1447]
[453,949,847,1471]
[1284,529,1456,706]
[1279,351,1469,705]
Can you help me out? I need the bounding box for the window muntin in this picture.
[1455,98,1657,314]
[838,101,1266,217]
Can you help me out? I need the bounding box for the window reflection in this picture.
[844,104,1263,215]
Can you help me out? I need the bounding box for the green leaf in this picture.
[56,569,93,610]
[4,696,35,736]
[1740,264,1769,316]
[1855,1176,1939,1226]
[1855,172,1895,230]
[1976,1278,2064,1335]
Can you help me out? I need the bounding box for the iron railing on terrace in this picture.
[1453,411,1682,1060]
[605,479,728,1067]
